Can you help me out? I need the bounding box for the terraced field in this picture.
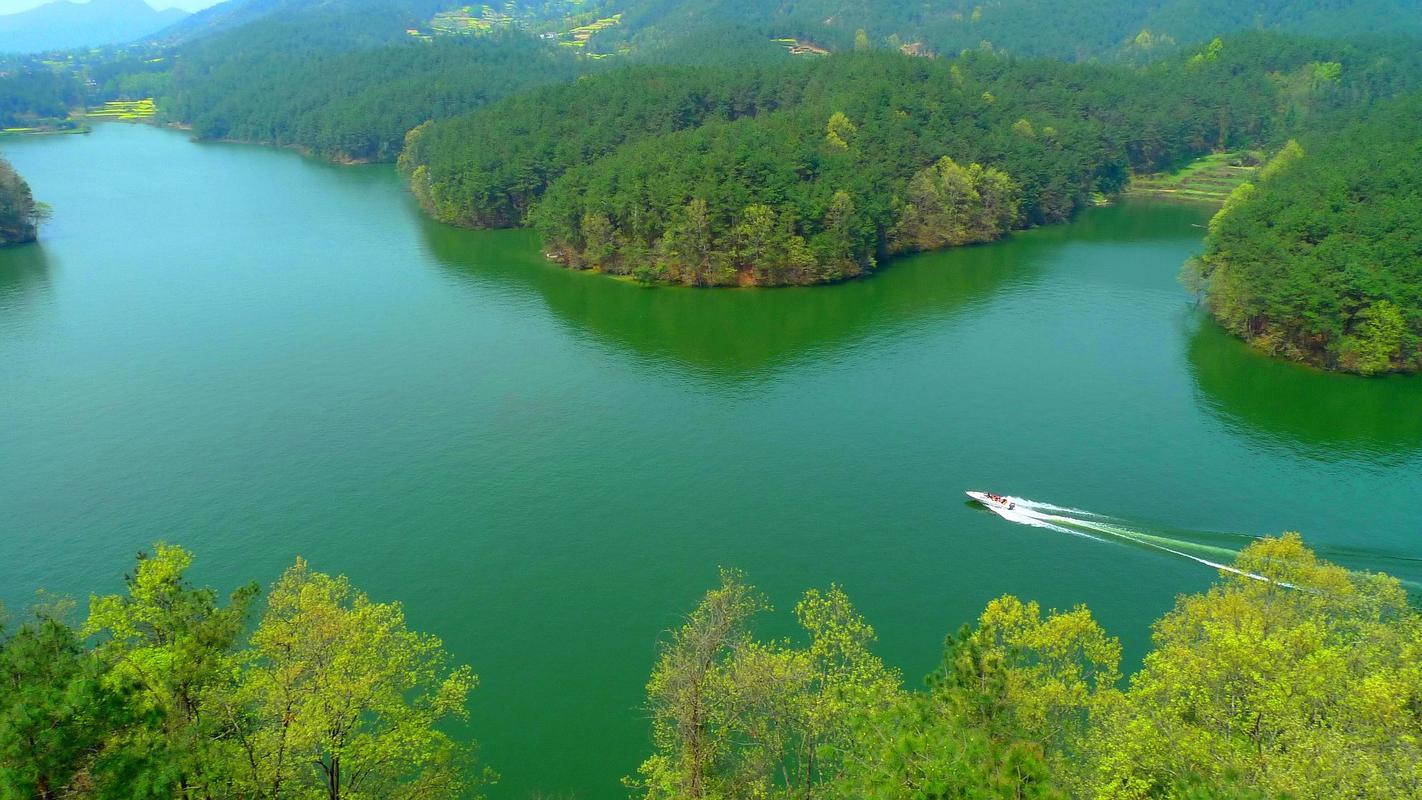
[418,0,620,55]
[1127,151,1260,203]
[85,98,157,120]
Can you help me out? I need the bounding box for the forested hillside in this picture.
[27,0,1394,166]
[155,0,449,44]
[0,157,40,244]
[6,536,1421,798]
[583,0,1422,59]
[103,0,1414,165]
[1192,92,1422,374]
[402,34,1422,286]
[165,10,580,162]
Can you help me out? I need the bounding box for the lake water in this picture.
[3,123,1420,798]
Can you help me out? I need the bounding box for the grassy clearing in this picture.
[84,98,157,120]
[1127,151,1260,203]
[1,119,89,136]
[772,37,830,56]
[429,4,513,35]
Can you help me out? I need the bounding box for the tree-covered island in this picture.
[399,35,1422,288]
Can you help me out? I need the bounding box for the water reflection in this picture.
[0,243,54,335]
[1186,317,1422,461]
[418,217,1051,379]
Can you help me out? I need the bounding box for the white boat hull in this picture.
[966,490,1016,512]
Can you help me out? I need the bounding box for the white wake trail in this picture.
[1008,498,1106,517]
[984,503,1100,539]
[982,497,1275,584]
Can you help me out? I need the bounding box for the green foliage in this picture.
[230,558,480,799]
[632,570,898,799]
[1091,534,1422,797]
[0,605,143,800]
[0,69,83,128]
[888,156,1020,254]
[834,625,1066,799]
[1255,138,1303,182]
[0,544,483,800]
[824,110,856,150]
[648,536,1422,799]
[7,535,1422,799]
[1197,93,1422,372]
[1350,300,1408,375]
[83,544,260,797]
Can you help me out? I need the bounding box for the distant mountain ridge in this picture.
[152,0,1422,61]
[154,0,451,44]
[0,0,187,53]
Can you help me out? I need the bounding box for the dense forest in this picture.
[0,157,41,245]
[401,34,1422,286]
[1191,92,1422,374]
[5,535,1420,798]
[0,69,84,129]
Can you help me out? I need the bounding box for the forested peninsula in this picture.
[0,157,41,245]
[6,535,1422,798]
[400,35,1422,286]
[1191,92,1422,374]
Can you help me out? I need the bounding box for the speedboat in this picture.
[966,491,1016,511]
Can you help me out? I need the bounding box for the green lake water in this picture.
[3,123,1420,798]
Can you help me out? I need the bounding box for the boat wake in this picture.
[979,496,1272,582]
[973,493,1422,591]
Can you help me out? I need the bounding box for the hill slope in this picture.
[1195,92,1422,373]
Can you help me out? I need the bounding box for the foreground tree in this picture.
[632,571,899,800]
[833,625,1065,800]
[0,603,137,800]
[634,569,766,799]
[1092,534,1422,798]
[230,558,481,800]
[84,545,258,799]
